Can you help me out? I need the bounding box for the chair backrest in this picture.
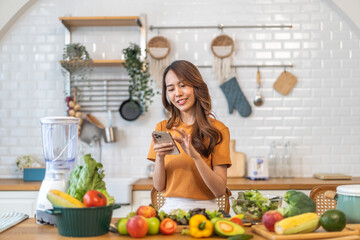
[309,185,337,216]
[151,187,232,213]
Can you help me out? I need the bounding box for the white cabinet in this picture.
[0,191,39,217]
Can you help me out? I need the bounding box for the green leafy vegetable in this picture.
[67,154,114,205]
[168,209,188,225]
[206,209,224,219]
[232,190,281,221]
[157,210,169,221]
[277,190,316,218]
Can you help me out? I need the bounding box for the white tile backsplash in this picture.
[0,0,359,179]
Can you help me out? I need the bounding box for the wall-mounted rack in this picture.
[150,24,292,31]
[197,64,293,69]
[73,78,131,112]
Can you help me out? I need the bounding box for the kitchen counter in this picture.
[2,218,360,240]
[1,218,266,240]
[0,179,41,191]
[2,177,360,191]
[132,177,360,191]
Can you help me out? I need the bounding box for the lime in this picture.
[320,209,346,232]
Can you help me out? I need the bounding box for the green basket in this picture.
[46,204,120,237]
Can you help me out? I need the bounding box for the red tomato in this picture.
[83,190,107,207]
[160,218,177,235]
[230,217,244,227]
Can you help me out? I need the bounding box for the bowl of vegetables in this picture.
[231,190,283,222]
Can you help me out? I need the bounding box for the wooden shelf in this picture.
[59,59,125,67]
[92,59,125,67]
[59,16,141,30]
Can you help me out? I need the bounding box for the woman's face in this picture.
[165,70,196,114]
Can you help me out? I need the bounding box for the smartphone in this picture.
[152,131,180,155]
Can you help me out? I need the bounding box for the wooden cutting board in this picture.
[251,225,359,240]
[227,139,246,178]
[273,71,297,95]
[313,173,352,180]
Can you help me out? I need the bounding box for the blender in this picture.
[36,117,79,225]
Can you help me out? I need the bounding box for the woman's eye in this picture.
[167,88,174,92]
[180,84,186,88]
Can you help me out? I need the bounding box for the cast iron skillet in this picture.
[119,99,142,121]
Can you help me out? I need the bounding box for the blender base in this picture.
[36,210,57,225]
[36,179,69,225]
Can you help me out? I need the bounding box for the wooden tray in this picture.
[251,225,359,240]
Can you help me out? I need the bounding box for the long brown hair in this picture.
[162,60,222,157]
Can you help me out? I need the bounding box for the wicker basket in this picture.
[211,34,234,58]
[147,36,171,60]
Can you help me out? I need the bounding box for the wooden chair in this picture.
[309,185,337,216]
[151,187,232,213]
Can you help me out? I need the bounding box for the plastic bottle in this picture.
[283,141,293,178]
[268,141,278,178]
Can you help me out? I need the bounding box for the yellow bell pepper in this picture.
[189,214,213,238]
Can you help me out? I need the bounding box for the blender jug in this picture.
[36,117,79,225]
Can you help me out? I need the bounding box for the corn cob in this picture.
[275,212,320,235]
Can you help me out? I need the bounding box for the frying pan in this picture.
[119,99,142,121]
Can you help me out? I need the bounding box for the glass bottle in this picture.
[268,141,278,178]
[283,141,293,178]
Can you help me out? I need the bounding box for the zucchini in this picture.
[47,189,85,208]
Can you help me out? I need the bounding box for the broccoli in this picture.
[277,190,316,218]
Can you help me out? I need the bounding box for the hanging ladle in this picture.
[254,69,263,106]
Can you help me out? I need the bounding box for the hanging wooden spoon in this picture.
[254,70,263,106]
[86,114,105,129]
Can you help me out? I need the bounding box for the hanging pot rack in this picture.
[149,24,292,31]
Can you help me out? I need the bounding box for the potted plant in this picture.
[121,43,156,114]
[61,43,93,85]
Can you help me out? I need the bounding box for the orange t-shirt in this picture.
[147,118,231,200]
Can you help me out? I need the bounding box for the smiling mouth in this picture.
[177,99,187,105]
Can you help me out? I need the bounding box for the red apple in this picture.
[136,205,157,218]
[262,211,284,232]
[127,215,148,238]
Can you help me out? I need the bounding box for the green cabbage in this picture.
[67,154,114,205]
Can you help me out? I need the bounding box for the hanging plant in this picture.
[61,43,92,73]
[122,43,156,112]
[61,43,93,105]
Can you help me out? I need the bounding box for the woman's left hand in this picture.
[172,128,201,159]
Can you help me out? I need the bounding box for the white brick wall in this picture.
[0,0,359,178]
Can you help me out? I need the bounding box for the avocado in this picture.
[210,217,221,224]
[214,219,245,237]
[320,209,346,232]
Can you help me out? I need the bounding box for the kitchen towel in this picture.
[0,212,29,233]
[220,77,252,117]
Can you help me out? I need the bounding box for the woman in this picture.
[147,60,231,213]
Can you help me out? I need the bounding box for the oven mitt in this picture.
[220,77,252,117]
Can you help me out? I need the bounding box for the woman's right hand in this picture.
[153,140,175,157]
